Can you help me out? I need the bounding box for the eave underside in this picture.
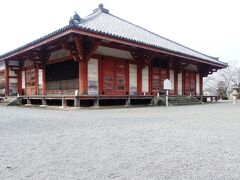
[0,28,227,72]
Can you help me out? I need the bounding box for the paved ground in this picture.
[1,102,240,180]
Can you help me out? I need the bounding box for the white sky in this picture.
[0,0,239,63]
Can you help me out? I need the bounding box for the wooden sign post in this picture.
[164,79,171,107]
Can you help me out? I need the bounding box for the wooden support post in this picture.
[150,97,154,105]
[137,63,142,95]
[35,65,39,95]
[5,61,9,96]
[94,97,99,107]
[26,97,31,105]
[61,96,67,108]
[98,58,103,95]
[17,69,22,96]
[174,70,178,95]
[126,96,131,106]
[199,74,203,95]
[41,98,47,106]
[149,64,153,95]
[42,66,47,95]
[79,61,88,95]
[182,70,185,95]
[74,97,80,107]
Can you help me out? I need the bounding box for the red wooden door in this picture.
[152,68,168,94]
[103,61,115,94]
[115,62,126,93]
[160,69,168,90]
[152,67,160,93]
[102,60,127,95]
[190,72,196,95]
[184,71,196,95]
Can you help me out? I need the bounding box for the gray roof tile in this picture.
[78,9,224,65]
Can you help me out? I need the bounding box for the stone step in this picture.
[154,96,203,106]
[0,97,22,106]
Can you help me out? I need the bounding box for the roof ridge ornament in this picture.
[69,12,81,26]
[93,3,109,14]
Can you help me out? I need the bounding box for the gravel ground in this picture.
[1,102,240,180]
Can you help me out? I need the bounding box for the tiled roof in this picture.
[0,4,227,67]
[77,5,225,65]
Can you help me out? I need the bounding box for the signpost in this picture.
[164,79,171,107]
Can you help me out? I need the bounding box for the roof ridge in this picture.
[104,12,219,61]
[82,9,102,22]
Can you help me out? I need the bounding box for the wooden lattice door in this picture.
[184,71,196,95]
[152,68,168,94]
[103,60,127,95]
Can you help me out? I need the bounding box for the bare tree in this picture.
[204,61,240,99]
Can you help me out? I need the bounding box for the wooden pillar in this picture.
[41,97,47,106]
[200,74,203,95]
[182,70,185,95]
[35,65,39,95]
[98,58,103,95]
[126,96,131,106]
[126,62,129,95]
[137,62,142,95]
[27,97,31,105]
[17,69,22,95]
[5,61,9,96]
[174,71,178,95]
[79,60,88,95]
[42,66,47,95]
[149,64,153,95]
[74,97,80,107]
[94,97,99,107]
[61,96,67,108]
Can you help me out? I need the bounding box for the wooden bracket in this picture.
[131,49,155,67]
[24,47,51,66]
[61,36,101,62]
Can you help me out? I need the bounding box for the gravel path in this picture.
[1,102,240,179]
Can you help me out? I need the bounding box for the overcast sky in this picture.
[0,0,239,63]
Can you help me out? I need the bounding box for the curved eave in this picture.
[0,26,227,69]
